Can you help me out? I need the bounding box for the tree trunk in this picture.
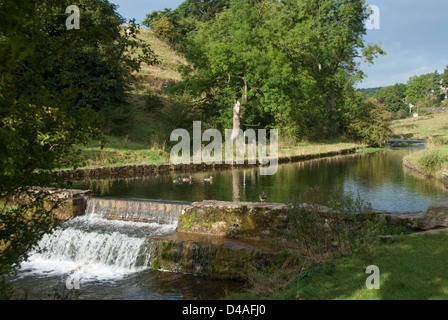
[230,100,241,140]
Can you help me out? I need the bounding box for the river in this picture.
[8,147,447,300]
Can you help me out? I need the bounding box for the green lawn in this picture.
[298,233,448,300]
[392,112,448,178]
[66,136,362,170]
[228,232,448,300]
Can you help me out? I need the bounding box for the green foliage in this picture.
[405,73,433,106]
[348,98,392,147]
[142,0,230,52]
[373,83,409,119]
[153,94,204,142]
[284,186,378,262]
[0,0,156,291]
[418,151,448,174]
[174,0,384,140]
[143,91,164,113]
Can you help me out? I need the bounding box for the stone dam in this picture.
[45,191,448,281]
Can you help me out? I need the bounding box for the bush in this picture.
[283,186,407,263]
[143,91,163,113]
[154,95,203,142]
[349,98,392,147]
[418,151,448,174]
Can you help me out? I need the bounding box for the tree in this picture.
[142,0,230,52]
[348,98,392,147]
[272,0,385,129]
[373,83,408,119]
[442,66,448,101]
[187,0,231,22]
[181,0,384,139]
[0,0,156,291]
[405,73,433,106]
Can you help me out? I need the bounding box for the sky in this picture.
[110,0,448,89]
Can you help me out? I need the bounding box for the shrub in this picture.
[283,186,402,263]
[418,151,448,174]
[143,91,163,113]
[349,98,392,147]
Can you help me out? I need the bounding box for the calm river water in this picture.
[73,148,446,212]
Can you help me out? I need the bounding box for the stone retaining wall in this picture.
[178,201,290,239]
[146,233,281,281]
[53,148,358,181]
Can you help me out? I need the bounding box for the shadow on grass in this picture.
[299,233,448,300]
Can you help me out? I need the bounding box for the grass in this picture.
[65,137,363,170]
[57,28,369,170]
[391,112,448,140]
[278,140,363,158]
[64,136,169,170]
[298,233,448,300]
[227,232,448,300]
[392,112,448,178]
[132,28,188,83]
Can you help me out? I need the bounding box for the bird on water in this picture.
[182,176,193,183]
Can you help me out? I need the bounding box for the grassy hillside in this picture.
[132,28,188,87]
[68,28,364,170]
[392,112,448,178]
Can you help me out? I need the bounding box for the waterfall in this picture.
[18,197,190,282]
[85,197,190,224]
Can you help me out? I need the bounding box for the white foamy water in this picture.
[18,204,178,283]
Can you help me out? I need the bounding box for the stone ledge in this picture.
[50,148,359,181]
[146,233,281,281]
[177,200,290,239]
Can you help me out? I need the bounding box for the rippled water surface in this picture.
[73,148,447,212]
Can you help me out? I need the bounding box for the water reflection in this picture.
[73,149,447,212]
[11,269,243,300]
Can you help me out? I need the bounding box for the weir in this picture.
[20,196,278,283]
[85,197,192,224]
[20,197,193,282]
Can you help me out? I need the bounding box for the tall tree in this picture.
[405,73,433,106]
[181,0,385,139]
[373,83,408,118]
[272,0,385,126]
[0,0,156,287]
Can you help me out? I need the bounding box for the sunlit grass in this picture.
[227,233,448,300]
[393,112,448,178]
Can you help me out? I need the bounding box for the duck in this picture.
[259,191,267,202]
[204,176,213,182]
[182,176,193,183]
[173,177,182,184]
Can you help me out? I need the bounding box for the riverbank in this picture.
[69,137,362,169]
[227,232,448,300]
[55,144,362,181]
[391,112,448,181]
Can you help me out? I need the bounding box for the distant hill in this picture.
[356,87,383,98]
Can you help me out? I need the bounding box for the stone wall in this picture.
[178,198,448,242]
[53,148,358,181]
[32,188,92,221]
[146,233,281,281]
[178,201,290,239]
